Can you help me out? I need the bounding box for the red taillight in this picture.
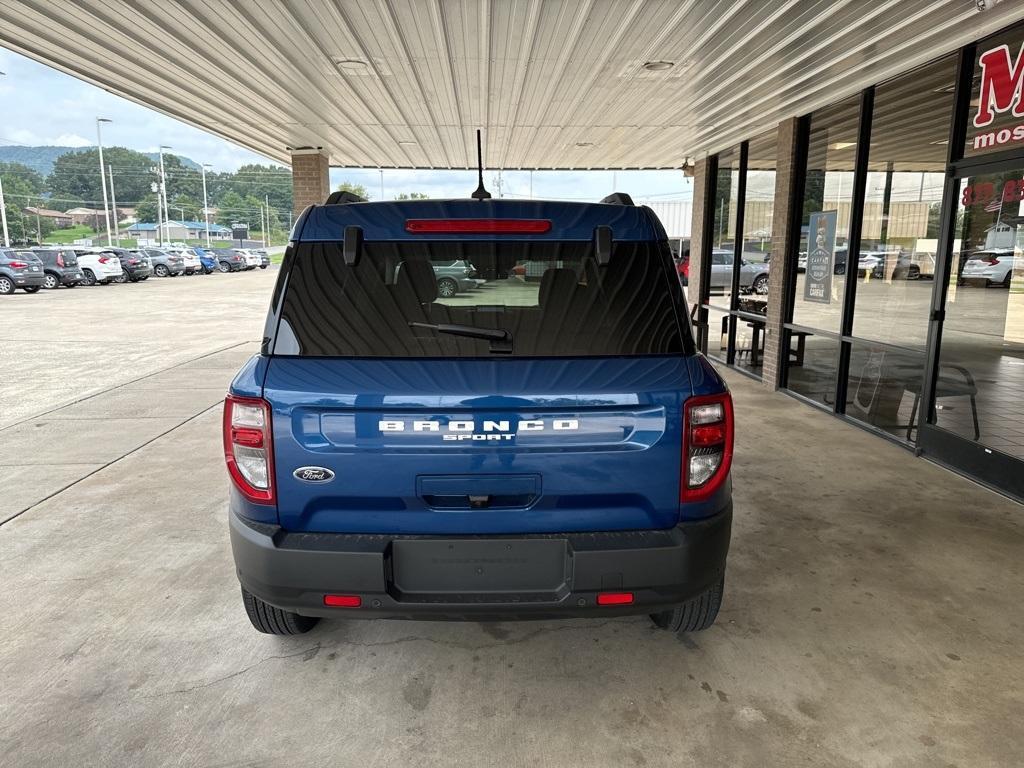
[596,592,634,606]
[324,595,362,608]
[681,393,734,502]
[56,254,65,267]
[128,258,139,265]
[405,219,552,234]
[984,256,1000,265]
[223,394,275,504]
[8,261,28,268]
[98,256,111,264]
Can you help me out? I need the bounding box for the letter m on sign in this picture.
[975,43,1024,128]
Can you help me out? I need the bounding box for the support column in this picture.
[291,148,330,217]
[687,158,710,312]
[762,117,801,390]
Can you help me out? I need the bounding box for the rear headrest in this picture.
[539,268,578,309]
[396,260,437,304]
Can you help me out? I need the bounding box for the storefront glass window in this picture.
[934,171,1024,459]
[734,129,776,377]
[845,56,956,439]
[786,96,860,406]
[708,148,740,310]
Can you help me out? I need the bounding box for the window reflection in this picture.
[935,173,1024,458]
[709,148,740,309]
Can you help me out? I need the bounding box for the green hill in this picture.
[0,145,201,176]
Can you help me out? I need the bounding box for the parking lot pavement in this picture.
[2,275,1024,767]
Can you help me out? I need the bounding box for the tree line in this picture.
[0,147,293,242]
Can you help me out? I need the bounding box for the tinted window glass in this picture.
[277,240,687,358]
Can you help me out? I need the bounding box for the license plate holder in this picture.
[391,538,567,597]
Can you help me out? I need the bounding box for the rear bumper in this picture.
[230,505,732,620]
[13,273,46,287]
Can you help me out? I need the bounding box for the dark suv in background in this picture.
[212,248,246,272]
[105,247,152,282]
[0,248,46,294]
[31,247,84,288]
[136,248,184,277]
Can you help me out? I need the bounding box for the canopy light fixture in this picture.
[642,60,674,71]
[332,57,369,71]
[832,142,856,150]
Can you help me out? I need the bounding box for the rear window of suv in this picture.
[275,240,690,357]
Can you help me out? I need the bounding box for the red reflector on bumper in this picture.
[323,594,361,608]
[596,592,634,606]
[405,218,552,234]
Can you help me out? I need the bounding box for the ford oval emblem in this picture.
[293,466,335,483]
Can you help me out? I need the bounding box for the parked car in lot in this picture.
[0,248,46,294]
[210,248,245,272]
[30,247,84,288]
[256,250,271,269]
[433,259,479,297]
[226,196,733,638]
[192,246,219,274]
[73,249,123,285]
[165,247,203,275]
[961,249,1019,287]
[233,249,261,270]
[709,248,770,295]
[137,248,185,277]
[102,247,152,282]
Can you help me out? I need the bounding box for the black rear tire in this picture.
[241,588,319,635]
[437,277,458,298]
[44,272,59,289]
[650,575,724,634]
[0,276,14,294]
[82,268,97,286]
[23,285,41,293]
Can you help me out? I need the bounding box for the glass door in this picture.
[919,169,1024,497]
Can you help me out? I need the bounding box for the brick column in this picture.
[291,149,330,217]
[761,117,801,390]
[687,158,710,311]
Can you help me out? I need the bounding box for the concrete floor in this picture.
[1,271,1022,767]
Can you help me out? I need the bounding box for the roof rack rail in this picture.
[325,190,368,205]
[600,192,634,206]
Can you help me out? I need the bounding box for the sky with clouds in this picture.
[0,46,692,203]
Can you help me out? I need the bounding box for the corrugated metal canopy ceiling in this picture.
[1,0,1022,169]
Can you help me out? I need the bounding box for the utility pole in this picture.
[152,180,163,247]
[158,145,171,242]
[265,194,271,246]
[108,165,119,247]
[96,117,113,246]
[0,175,9,247]
[379,169,384,200]
[201,163,211,247]
[259,204,266,248]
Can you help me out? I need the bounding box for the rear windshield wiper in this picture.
[409,321,513,353]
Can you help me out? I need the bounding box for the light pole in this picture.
[108,165,119,247]
[96,117,113,246]
[0,175,9,247]
[158,145,171,243]
[379,169,384,200]
[201,163,212,247]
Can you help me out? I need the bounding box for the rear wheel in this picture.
[650,575,724,634]
[82,268,97,286]
[23,286,41,293]
[751,274,769,295]
[241,588,319,635]
[219,260,231,273]
[1003,272,1012,288]
[44,273,59,289]
[154,264,169,277]
[437,277,458,298]
[0,276,14,295]
[115,270,128,284]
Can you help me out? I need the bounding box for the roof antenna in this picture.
[471,129,491,200]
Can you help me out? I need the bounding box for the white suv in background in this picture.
[233,249,261,270]
[166,247,203,275]
[961,249,1019,287]
[73,249,123,285]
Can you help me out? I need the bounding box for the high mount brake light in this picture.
[405,219,552,234]
[680,393,734,502]
[223,394,275,504]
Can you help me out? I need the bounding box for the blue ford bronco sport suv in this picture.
[226,192,733,636]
